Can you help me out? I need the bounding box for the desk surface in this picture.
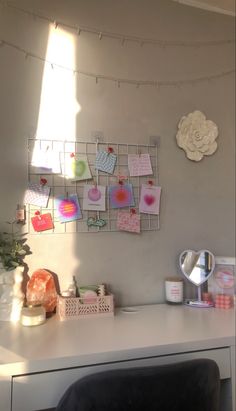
[0,304,235,376]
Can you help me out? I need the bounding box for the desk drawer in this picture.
[12,347,231,411]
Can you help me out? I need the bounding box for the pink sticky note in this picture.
[117,211,140,233]
[128,154,153,177]
[139,184,161,215]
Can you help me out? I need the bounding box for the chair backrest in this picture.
[56,358,220,411]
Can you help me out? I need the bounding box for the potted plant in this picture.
[0,228,30,271]
[0,221,31,321]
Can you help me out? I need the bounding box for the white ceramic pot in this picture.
[0,266,24,322]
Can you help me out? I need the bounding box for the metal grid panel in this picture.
[27,138,160,234]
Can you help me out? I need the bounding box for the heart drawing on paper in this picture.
[144,194,155,206]
[72,160,86,177]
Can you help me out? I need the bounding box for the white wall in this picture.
[0,0,235,305]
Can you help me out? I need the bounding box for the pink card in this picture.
[117,211,140,233]
[31,213,54,232]
[139,184,161,215]
[128,154,153,177]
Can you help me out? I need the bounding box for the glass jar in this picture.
[165,277,183,304]
[21,304,46,326]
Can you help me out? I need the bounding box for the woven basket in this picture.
[57,294,114,320]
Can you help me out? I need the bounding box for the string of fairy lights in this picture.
[0,1,235,89]
[1,0,235,48]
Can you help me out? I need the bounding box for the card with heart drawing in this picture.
[63,154,92,181]
[139,184,161,215]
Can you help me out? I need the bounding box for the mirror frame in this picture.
[179,249,215,286]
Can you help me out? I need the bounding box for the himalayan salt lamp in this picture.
[26,269,57,313]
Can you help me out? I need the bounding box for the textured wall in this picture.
[0,0,235,305]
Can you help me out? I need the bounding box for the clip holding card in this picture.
[40,177,47,186]
[70,152,75,158]
[117,174,128,181]
[107,147,114,154]
[130,208,136,215]
[148,180,153,186]
[35,211,41,220]
[118,179,124,186]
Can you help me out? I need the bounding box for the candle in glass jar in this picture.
[21,304,46,326]
[165,277,183,304]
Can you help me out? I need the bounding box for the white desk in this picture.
[0,304,235,411]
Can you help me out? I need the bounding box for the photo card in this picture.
[55,194,82,223]
[139,183,161,215]
[24,182,50,208]
[109,183,135,209]
[83,184,106,211]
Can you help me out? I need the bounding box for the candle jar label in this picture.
[165,280,183,303]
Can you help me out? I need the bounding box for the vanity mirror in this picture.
[179,249,215,307]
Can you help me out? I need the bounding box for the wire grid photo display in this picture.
[27,138,160,234]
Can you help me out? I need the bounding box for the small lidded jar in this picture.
[165,277,183,305]
[21,303,46,327]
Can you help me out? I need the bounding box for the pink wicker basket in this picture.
[57,294,114,320]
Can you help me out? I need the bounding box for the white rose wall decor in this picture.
[176,110,219,161]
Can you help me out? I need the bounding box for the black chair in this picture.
[56,358,220,411]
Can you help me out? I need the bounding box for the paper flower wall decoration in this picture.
[176,110,218,161]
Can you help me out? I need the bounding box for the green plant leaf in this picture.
[0,221,31,270]
[17,249,26,255]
